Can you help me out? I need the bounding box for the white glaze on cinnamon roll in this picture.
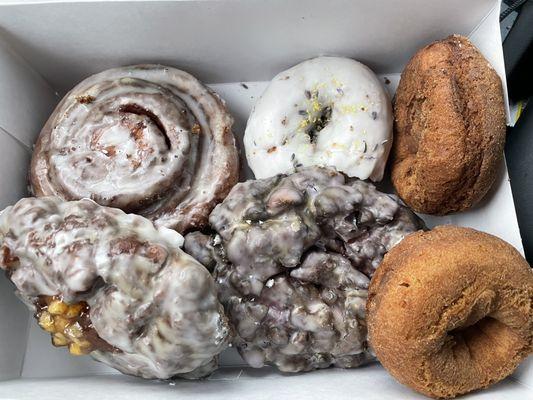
[0,197,231,379]
[30,65,239,233]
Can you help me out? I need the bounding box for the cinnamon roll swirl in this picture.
[30,65,239,233]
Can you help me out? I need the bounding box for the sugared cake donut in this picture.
[244,57,392,181]
[0,197,232,379]
[30,65,239,233]
[367,226,533,398]
[391,35,506,215]
[185,166,422,372]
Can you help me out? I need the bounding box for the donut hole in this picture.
[422,317,517,398]
[446,316,523,369]
[448,316,494,345]
[305,105,332,143]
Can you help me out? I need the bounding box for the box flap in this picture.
[0,0,498,93]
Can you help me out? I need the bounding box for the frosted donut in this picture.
[185,166,423,372]
[0,197,232,379]
[244,57,392,180]
[30,65,239,233]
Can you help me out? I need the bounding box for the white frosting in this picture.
[0,197,231,379]
[244,57,392,181]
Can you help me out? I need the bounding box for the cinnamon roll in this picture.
[30,65,239,233]
[0,197,232,379]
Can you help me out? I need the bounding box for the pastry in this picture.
[244,57,392,181]
[367,226,533,398]
[0,197,232,379]
[185,166,422,372]
[391,35,506,215]
[30,64,239,233]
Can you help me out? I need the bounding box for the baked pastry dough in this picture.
[30,65,239,233]
[185,166,422,372]
[0,197,231,379]
[391,35,506,215]
[244,57,392,181]
[367,226,532,398]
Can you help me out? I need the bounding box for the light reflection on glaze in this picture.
[185,167,423,372]
[30,65,239,233]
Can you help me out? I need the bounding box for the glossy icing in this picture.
[185,167,423,372]
[30,65,239,233]
[0,197,231,379]
[244,57,392,181]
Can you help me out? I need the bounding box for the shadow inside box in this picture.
[373,154,511,231]
[0,22,230,96]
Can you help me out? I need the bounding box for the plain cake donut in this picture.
[367,226,533,398]
[391,35,506,215]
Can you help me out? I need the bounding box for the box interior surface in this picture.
[0,0,530,398]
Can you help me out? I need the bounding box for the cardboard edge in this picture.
[468,0,512,124]
[0,34,59,147]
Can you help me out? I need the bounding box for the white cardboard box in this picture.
[0,0,530,398]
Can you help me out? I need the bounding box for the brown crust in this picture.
[367,226,533,398]
[391,35,506,215]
